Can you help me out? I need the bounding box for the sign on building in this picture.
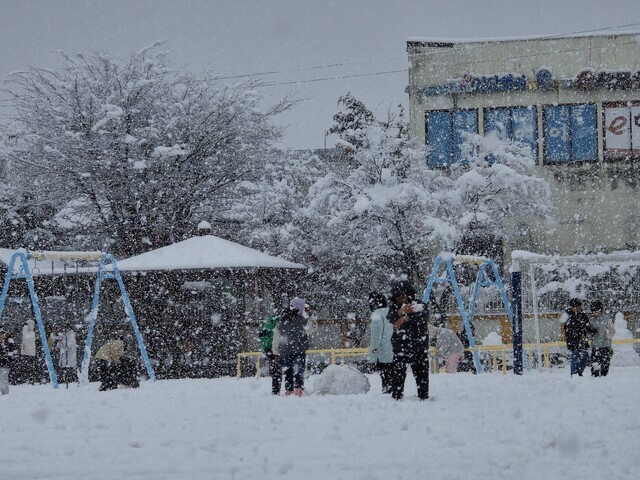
[604,103,640,158]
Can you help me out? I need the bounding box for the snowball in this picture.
[311,364,370,395]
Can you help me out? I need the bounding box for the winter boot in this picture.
[294,388,303,397]
[284,389,293,396]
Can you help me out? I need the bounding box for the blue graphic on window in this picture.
[512,107,538,160]
[453,110,478,164]
[571,104,597,161]
[426,111,453,167]
[545,106,571,162]
[485,106,537,163]
[426,110,478,166]
[545,104,596,163]
[485,108,511,140]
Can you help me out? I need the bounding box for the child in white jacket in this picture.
[429,325,465,373]
[367,292,393,394]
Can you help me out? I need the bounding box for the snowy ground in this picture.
[1,366,639,480]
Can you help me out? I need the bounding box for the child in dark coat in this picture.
[386,279,430,401]
[562,298,597,377]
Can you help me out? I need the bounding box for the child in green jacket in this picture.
[258,314,282,395]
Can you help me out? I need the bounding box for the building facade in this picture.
[407,32,640,255]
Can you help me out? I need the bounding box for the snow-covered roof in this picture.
[511,249,640,265]
[407,31,640,46]
[0,236,305,276]
[115,235,305,272]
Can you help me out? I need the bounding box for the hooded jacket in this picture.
[387,280,430,355]
[95,339,125,364]
[590,313,615,349]
[275,307,310,356]
[368,307,393,363]
[258,315,280,352]
[433,326,465,357]
[563,309,596,351]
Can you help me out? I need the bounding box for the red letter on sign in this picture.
[608,116,628,135]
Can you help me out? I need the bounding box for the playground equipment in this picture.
[0,250,60,387]
[510,249,640,368]
[79,252,156,384]
[422,254,519,374]
[0,250,156,388]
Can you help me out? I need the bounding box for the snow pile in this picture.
[311,364,370,395]
[482,331,503,346]
[611,313,640,367]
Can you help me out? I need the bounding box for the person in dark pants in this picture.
[456,320,477,374]
[277,298,311,397]
[258,313,282,395]
[589,301,615,377]
[562,298,597,377]
[95,336,139,391]
[386,279,430,401]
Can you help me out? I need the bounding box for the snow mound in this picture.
[611,313,640,367]
[311,364,370,395]
[482,331,502,346]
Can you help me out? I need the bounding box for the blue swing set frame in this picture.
[0,250,156,388]
[422,254,517,374]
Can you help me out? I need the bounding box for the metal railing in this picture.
[238,338,640,379]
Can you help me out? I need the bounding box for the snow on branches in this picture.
[298,97,553,312]
[1,45,294,256]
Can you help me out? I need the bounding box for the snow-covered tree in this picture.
[0,43,294,256]
[452,132,552,242]
[300,96,553,315]
[301,106,452,313]
[228,149,325,259]
[326,93,376,151]
[0,189,59,250]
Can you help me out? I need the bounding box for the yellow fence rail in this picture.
[237,339,640,379]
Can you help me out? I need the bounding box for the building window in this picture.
[603,102,640,160]
[484,106,538,162]
[543,104,597,163]
[426,109,478,167]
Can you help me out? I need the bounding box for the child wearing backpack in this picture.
[258,313,282,395]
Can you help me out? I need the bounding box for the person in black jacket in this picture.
[562,298,597,377]
[386,279,430,401]
[0,328,18,395]
[277,298,311,397]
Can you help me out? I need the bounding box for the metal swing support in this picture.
[80,253,156,383]
[422,255,518,375]
[0,251,59,388]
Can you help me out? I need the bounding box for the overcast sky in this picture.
[1,0,639,149]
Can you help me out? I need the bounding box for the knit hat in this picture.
[289,297,306,315]
[569,298,582,308]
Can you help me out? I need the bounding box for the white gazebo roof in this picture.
[116,235,305,272]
